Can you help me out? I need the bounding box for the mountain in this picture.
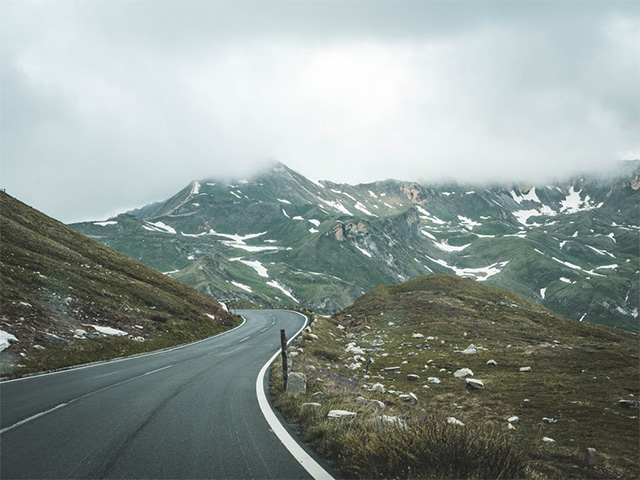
[71,161,640,331]
[270,275,639,478]
[0,192,236,376]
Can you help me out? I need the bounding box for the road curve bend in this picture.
[0,309,333,479]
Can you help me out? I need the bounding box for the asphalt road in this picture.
[0,309,327,479]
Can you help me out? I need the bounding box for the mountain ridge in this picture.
[71,161,639,331]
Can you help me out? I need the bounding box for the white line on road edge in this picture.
[2,317,247,384]
[0,364,175,435]
[255,311,333,480]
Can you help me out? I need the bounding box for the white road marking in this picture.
[255,311,334,480]
[0,364,174,435]
[239,336,251,343]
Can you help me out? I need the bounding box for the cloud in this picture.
[1,0,638,222]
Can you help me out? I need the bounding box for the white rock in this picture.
[407,374,420,381]
[301,402,321,408]
[412,333,424,338]
[519,366,532,372]
[73,329,87,338]
[466,378,484,389]
[380,415,405,427]
[370,383,385,393]
[460,344,477,355]
[508,416,519,423]
[542,417,558,424]
[487,359,498,366]
[346,342,365,355]
[428,377,441,384]
[542,437,555,443]
[508,423,516,430]
[422,384,430,389]
[454,368,474,378]
[327,410,357,419]
[347,362,362,370]
[447,417,465,426]
[426,336,436,341]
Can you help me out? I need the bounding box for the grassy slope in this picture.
[270,275,639,479]
[0,192,238,376]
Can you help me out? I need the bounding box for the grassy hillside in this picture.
[270,275,639,479]
[0,192,238,377]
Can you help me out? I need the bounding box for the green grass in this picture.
[270,275,639,479]
[0,192,239,377]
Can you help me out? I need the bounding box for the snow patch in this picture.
[277,198,291,205]
[91,325,128,336]
[0,330,18,352]
[540,287,547,299]
[433,241,471,252]
[308,219,320,227]
[354,244,373,258]
[231,281,253,292]
[143,221,177,234]
[267,280,299,303]
[457,216,481,230]
[320,199,353,216]
[94,221,117,227]
[354,203,377,216]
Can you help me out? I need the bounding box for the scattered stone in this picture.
[355,396,366,403]
[519,366,532,372]
[33,344,45,351]
[346,343,365,355]
[35,332,74,346]
[307,334,319,340]
[370,383,385,393]
[399,392,418,403]
[407,374,420,381]
[454,368,474,378]
[584,448,597,466]
[412,333,424,338]
[428,377,441,384]
[422,384,430,389]
[380,415,404,427]
[312,391,324,397]
[508,416,519,423]
[460,344,477,355]
[619,400,640,409]
[347,362,361,370]
[327,410,357,419]
[73,329,87,338]
[382,366,401,371]
[447,417,465,426]
[542,437,555,443]
[286,372,307,393]
[466,378,484,389]
[487,359,498,366]
[301,402,321,408]
[508,423,516,430]
[542,417,557,424]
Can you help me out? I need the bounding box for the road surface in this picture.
[0,309,330,479]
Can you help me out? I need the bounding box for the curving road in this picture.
[0,310,332,479]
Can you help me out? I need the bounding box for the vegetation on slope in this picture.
[270,275,639,479]
[0,192,238,377]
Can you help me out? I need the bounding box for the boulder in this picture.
[428,377,441,384]
[327,410,357,419]
[447,417,465,426]
[584,447,597,466]
[35,332,74,346]
[460,344,477,355]
[370,383,385,393]
[487,359,498,366]
[454,368,474,378]
[286,372,307,393]
[507,416,519,423]
[407,374,420,381]
[412,333,424,339]
[519,366,532,372]
[466,378,484,389]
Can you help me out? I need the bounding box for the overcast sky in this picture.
[2,0,638,223]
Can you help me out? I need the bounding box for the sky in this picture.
[2,0,639,223]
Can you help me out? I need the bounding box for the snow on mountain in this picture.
[71,161,640,331]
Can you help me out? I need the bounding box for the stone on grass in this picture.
[286,372,307,393]
[380,415,405,427]
[412,333,424,338]
[428,377,441,384]
[460,344,477,355]
[487,359,498,366]
[519,366,532,372]
[619,399,640,409]
[507,416,519,423]
[584,448,597,466]
[466,378,484,389]
[370,383,385,393]
[454,368,474,378]
[301,403,321,408]
[327,410,357,419]
[542,417,557,424]
[507,423,516,430]
[407,374,420,381]
[542,437,555,443]
[73,329,87,338]
[447,417,465,427]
